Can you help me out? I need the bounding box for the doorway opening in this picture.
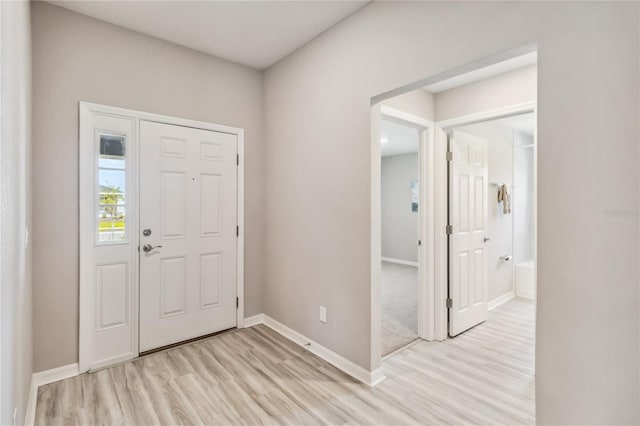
[445,110,536,337]
[370,47,537,420]
[379,110,430,356]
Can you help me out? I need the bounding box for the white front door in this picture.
[139,120,238,352]
[448,130,488,336]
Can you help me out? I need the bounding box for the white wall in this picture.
[381,153,419,263]
[0,1,32,424]
[263,2,639,423]
[457,122,515,301]
[31,2,265,373]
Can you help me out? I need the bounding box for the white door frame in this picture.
[370,105,438,365]
[79,102,245,373]
[435,101,537,338]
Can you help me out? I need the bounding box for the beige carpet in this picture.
[381,261,418,355]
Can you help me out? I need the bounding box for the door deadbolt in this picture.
[143,228,152,236]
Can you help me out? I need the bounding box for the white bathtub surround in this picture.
[516,259,536,300]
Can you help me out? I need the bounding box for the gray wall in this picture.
[31,2,265,372]
[263,2,639,423]
[435,65,536,121]
[1,1,33,424]
[381,153,419,263]
[382,89,434,121]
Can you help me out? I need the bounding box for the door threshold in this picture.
[87,327,238,374]
[382,337,422,361]
[139,327,237,357]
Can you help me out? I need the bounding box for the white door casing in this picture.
[139,121,238,352]
[79,102,244,372]
[448,130,489,336]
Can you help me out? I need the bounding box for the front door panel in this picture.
[139,121,237,351]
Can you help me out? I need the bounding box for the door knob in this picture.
[483,237,491,243]
[142,244,162,253]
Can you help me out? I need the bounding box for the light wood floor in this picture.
[35,298,535,425]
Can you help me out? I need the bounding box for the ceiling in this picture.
[380,118,420,157]
[47,0,369,70]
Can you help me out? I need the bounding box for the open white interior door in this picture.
[448,129,488,336]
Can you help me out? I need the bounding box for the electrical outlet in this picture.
[319,306,327,323]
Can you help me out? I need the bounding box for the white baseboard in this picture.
[243,313,265,328]
[515,290,536,301]
[381,257,419,267]
[88,353,135,372]
[24,378,37,426]
[488,291,515,311]
[24,363,79,426]
[245,313,385,387]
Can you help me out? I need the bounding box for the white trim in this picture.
[261,314,386,387]
[369,367,387,387]
[79,102,245,373]
[433,126,448,341]
[375,106,437,349]
[31,363,79,387]
[81,102,246,135]
[381,257,418,267]
[370,104,383,369]
[488,291,515,311]
[380,106,432,128]
[236,131,245,329]
[24,379,36,426]
[87,353,136,372]
[243,313,264,328]
[25,364,80,426]
[532,106,538,304]
[244,313,385,386]
[435,102,537,129]
[516,289,536,301]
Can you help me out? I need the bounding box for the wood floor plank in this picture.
[35,298,535,425]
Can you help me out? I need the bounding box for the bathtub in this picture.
[515,259,536,301]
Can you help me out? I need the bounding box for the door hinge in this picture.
[236,297,239,308]
[446,224,453,235]
[236,225,239,237]
[446,298,453,309]
[237,154,239,166]
[446,151,453,162]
